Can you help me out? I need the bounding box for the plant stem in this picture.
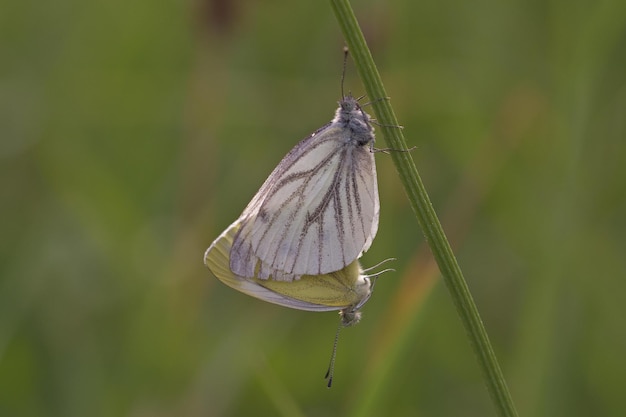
[330,1,519,416]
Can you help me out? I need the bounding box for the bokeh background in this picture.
[2,0,626,416]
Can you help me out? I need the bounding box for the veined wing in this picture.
[205,219,372,311]
[230,124,379,280]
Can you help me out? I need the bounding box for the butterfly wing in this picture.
[229,124,379,280]
[205,220,370,311]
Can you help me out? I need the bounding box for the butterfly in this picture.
[204,219,374,324]
[204,218,390,387]
[228,93,379,281]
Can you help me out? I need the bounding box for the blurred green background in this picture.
[2,0,625,416]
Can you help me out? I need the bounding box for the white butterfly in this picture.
[228,94,379,281]
[205,218,390,387]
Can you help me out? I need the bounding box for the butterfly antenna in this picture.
[341,46,349,99]
[325,320,343,388]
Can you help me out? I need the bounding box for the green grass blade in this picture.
[330,1,519,416]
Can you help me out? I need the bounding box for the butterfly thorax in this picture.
[333,96,375,147]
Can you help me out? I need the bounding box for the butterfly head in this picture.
[339,308,362,327]
[334,95,375,147]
